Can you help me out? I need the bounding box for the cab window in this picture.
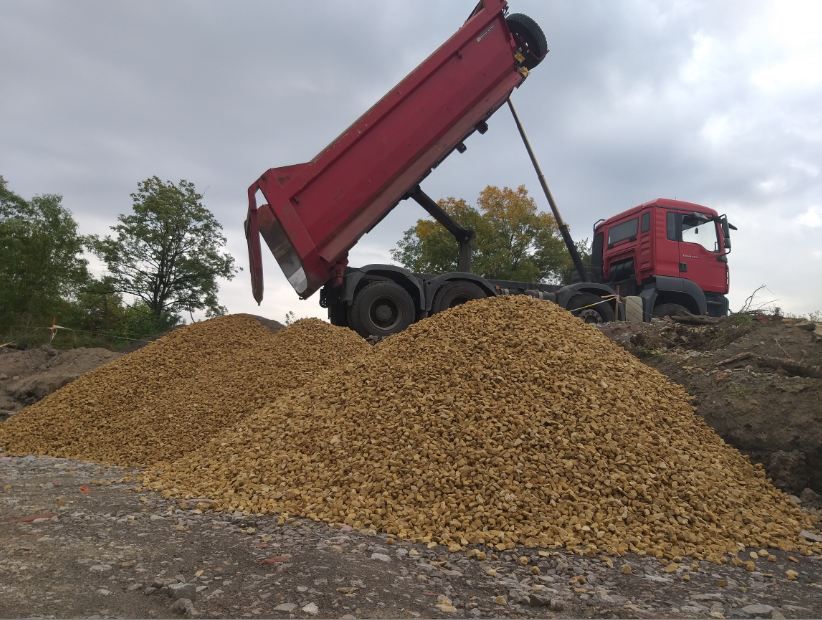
[681,214,719,252]
[607,218,638,247]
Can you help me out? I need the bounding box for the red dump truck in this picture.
[245,0,735,338]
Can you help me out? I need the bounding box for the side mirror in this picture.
[721,217,731,250]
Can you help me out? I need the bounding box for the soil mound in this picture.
[600,314,822,494]
[145,297,815,562]
[0,316,369,466]
[0,346,122,421]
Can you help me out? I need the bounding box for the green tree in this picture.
[0,176,89,331]
[391,185,578,283]
[64,277,126,337]
[93,177,237,324]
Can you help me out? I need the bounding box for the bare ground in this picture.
[1,455,820,619]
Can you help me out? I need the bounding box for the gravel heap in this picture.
[0,316,369,466]
[144,297,815,562]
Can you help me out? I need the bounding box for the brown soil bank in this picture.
[600,314,822,496]
[0,345,122,421]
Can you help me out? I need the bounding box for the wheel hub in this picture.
[577,308,603,324]
[372,300,398,328]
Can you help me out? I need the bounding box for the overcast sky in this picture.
[2,0,821,323]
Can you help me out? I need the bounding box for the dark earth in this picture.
[600,313,822,495]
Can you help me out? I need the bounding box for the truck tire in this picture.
[328,302,349,327]
[568,292,614,324]
[348,281,416,338]
[506,13,548,70]
[653,303,692,318]
[431,281,487,314]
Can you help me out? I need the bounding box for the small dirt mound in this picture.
[0,316,369,466]
[0,346,122,421]
[145,297,816,562]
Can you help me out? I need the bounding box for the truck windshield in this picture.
[681,215,719,252]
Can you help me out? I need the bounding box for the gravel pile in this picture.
[0,315,369,466]
[144,297,816,562]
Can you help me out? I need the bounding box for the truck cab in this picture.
[590,198,733,318]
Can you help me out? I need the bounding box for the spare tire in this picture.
[431,281,488,314]
[568,292,614,324]
[506,13,549,70]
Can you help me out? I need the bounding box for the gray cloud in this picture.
[2,0,820,321]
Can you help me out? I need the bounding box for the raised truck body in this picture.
[245,2,735,339]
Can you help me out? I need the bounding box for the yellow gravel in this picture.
[0,315,369,466]
[141,296,816,561]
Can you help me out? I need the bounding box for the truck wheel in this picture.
[348,281,415,338]
[506,13,548,70]
[431,281,487,314]
[568,292,614,324]
[653,303,692,318]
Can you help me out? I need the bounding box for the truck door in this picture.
[669,211,727,293]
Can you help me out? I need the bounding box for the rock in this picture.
[621,564,632,575]
[167,582,197,600]
[645,574,673,584]
[529,593,563,610]
[507,589,530,605]
[370,552,391,562]
[740,603,774,618]
[96,588,112,596]
[274,603,297,612]
[691,593,725,602]
[799,529,822,543]
[171,598,195,617]
[800,487,822,506]
[89,564,112,572]
[681,605,707,614]
[301,602,319,615]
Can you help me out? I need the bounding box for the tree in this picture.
[0,176,89,331]
[391,185,579,283]
[93,177,237,323]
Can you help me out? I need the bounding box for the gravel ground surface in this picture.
[2,454,821,619]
